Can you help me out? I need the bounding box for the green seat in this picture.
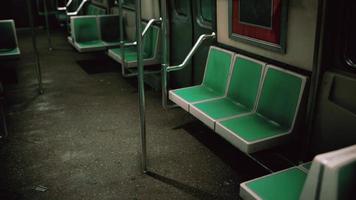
[169,46,234,111]
[0,20,20,60]
[107,22,161,68]
[86,4,106,15]
[99,15,121,47]
[241,167,308,200]
[216,65,306,153]
[240,145,356,200]
[71,16,106,52]
[190,55,265,129]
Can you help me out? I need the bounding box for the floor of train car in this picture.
[0,29,293,200]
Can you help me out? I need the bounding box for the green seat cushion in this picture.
[110,47,149,62]
[243,167,307,200]
[193,98,250,119]
[226,56,264,110]
[191,55,264,120]
[220,113,289,142]
[172,85,222,103]
[73,17,100,43]
[76,40,105,48]
[142,24,159,59]
[202,47,233,96]
[257,67,304,128]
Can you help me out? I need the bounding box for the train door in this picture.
[309,0,356,155]
[168,0,215,88]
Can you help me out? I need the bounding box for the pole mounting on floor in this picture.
[26,0,44,94]
[135,0,147,173]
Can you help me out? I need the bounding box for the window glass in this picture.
[200,0,213,22]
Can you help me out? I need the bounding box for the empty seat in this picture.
[240,145,356,200]
[169,46,234,111]
[0,20,20,59]
[107,22,161,68]
[86,4,106,15]
[99,15,121,47]
[189,54,265,129]
[70,16,106,52]
[216,65,306,153]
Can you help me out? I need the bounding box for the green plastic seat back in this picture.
[85,4,106,15]
[257,66,305,128]
[142,23,159,59]
[73,17,99,42]
[0,21,17,50]
[99,15,120,42]
[227,55,264,110]
[202,47,233,96]
[337,161,356,200]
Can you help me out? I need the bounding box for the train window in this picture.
[200,0,213,23]
[173,0,188,17]
[344,3,356,69]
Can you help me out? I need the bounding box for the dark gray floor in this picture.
[0,29,268,200]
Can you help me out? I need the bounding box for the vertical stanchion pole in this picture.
[160,0,170,109]
[136,0,147,173]
[27,0,44,94]
[119,0,127,76]
[43,0,53,51]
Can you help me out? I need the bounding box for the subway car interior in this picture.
[0,0,355,199]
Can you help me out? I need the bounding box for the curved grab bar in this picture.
[165,32,216,72]
[57,0,73,11]
[67,0,89,16]
[161,32,216,109]
[142,18,162,38]
[120,18,162,47]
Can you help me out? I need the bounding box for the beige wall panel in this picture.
[123,9,136,41]
[217,0,318,71]
[142,0,160,20]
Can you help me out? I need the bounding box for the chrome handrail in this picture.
[161,32,216,109]
[165,32,216,72]
[120,18,162,48]
[142,18,162,38]
[57,0,73,11]
[119,17,162,77]
[67,0,89,16]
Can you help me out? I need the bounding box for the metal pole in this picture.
[136,0,147,173]
[43,0,53,51]
[119,0,129,77]
[160,0,170,109]
[27,0,44,94]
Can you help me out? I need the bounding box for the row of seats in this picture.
[240,144,356,200]
[107,22,161,68]
[169,46,307,154]
[0,20,20,60]
[69,13,161,70]
[57,0,106,25]
[69,15,121,52]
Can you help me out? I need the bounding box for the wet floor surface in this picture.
[0,29,270,200]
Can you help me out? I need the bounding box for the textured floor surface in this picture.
[0,29,275,200]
